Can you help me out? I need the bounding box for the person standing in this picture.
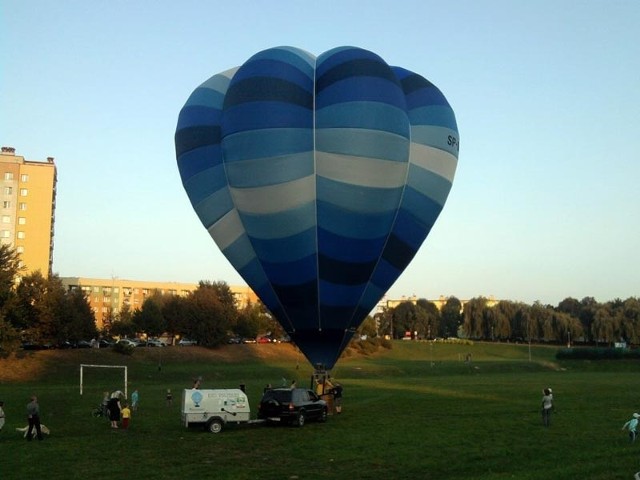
[333,383,343,414]
[131,389,139,412]
[26,396,43,441]
[108,394,121,429]
[121,402,131,430]
[0,400,5,434]
[101,391,110,418]
[622,413,640,442]
[166,389,173,407]
[541,388,553,427]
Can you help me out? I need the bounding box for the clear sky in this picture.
[2,0,639,307]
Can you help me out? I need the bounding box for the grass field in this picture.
[1,341,639,480]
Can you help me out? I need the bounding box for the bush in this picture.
[112,342,135,355]
[556,347,640,360]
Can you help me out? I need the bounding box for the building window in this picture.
[16,246,24,253]
[18,203,26,211]
[18,217,26,225]
[1,216,9,223]
[4,187,12,195]
[4,173,13,181]
[20,174,28,182]
[1,230,9,238]
[17,231,25,239]
[93,286,100,293]
[19,189,28,197]
[2,201,10,209]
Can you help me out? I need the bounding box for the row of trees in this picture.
[1,242,638,351]
[0,244,283,351]
[376,295,640,346]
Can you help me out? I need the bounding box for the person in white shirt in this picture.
[622,413,640,442]
[541,388,553,427]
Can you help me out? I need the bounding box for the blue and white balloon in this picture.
[175,46,459,369]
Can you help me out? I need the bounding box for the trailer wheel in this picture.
[207,419,223,434]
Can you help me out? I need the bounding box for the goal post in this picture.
[80,364,128,398]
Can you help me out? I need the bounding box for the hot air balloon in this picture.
[175,46,459,369]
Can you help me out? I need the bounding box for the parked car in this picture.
[76,340,93,348]
[178,338,197,346]
[117,339,138,348]
[257,388,328,427]
[21,342,51,351]
[227,336,242,344]
[98,339,114,348]
[256,336,272,344]
[145,339,166,347]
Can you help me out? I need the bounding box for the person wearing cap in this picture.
[541,388,554,427]
[622,413,640,442]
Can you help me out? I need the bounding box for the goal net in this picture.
[80,364,128,398]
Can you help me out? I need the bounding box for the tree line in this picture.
[1,242,638,352]
[376,295,640,346]
[0,244,281,352]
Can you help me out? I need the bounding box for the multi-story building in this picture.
[377,294,500,314]
[0,147,57,277]
[60,276,259,330]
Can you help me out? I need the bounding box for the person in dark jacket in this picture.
[333,384,343,414]
[26,396,43,440]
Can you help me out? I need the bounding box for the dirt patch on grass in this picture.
[0,351,49,381]
[0,344,307,382]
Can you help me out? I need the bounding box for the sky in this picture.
[2,0,639,307]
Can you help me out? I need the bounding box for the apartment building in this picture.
[60,276,259,330]
[0,147,57,277]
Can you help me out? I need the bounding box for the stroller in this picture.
[92,403,109,418]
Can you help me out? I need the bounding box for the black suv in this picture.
[258,388,328,427]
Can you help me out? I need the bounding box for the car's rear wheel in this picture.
[207,419,223,434]
[295,411,305,427]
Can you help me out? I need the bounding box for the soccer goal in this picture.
[79,364,128,397]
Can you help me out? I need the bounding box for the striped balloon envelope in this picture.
[175,46,459,369]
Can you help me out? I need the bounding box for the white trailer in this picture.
[181,388,263,433]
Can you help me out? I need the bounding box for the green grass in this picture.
[1,342,639,479]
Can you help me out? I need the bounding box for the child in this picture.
[131,389,139,412]
[622,413,639,442]
[0,400,5,433]
[121,402,131,430]
[541,388,553,427]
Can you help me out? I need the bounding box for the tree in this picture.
[391,302,424,339]
[64,287,98,341]
[440,297,462,338]
[0,244,22,313]
[592,306,615,346]
[132,298,166,338]
[235,303,263,340]
[416,299,440,339]
[462,297,488,339]
[357,315,378,338]
[162,295,190,342]
[13,271,50,341]
[185,281,237,347]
